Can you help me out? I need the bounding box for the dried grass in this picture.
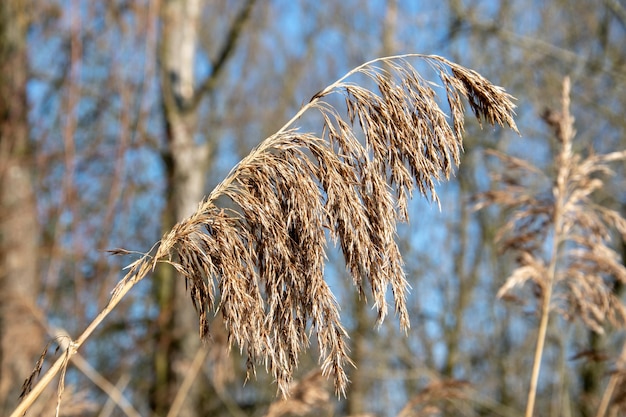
[14,54,518,416]
[114,54,518,396]
[474,77,626,417]
[474,77,626,332]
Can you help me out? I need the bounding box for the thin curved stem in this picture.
[10,263,144,417]
[207,53,431,203]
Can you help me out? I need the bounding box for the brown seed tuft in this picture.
[114,54,518,396]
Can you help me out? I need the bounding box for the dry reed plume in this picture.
[474,77,626,417]
[15,54,518,416]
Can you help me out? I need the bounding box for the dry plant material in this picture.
[108,54,518,397]
[15,54,518,417]
[473,77,626,417]
[14,56,517,417]
[263,370,330,417]
[12,54,517,417]
[19,342,53,400]
[474,78,626,331]
[396,379,470,417]
[597,337,626,416]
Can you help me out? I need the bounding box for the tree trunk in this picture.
[0,0,43,414]
[152,1,256,414]
[152,0,208,415]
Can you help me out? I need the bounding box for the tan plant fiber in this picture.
[396,379,470,417]
[263,370,330,417]
[474,77,626,417]
[14,54,517,416]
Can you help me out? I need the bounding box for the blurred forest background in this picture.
[1,0,626,416]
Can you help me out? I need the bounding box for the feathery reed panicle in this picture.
[112,54,518,396]
[473,77,626,416]
[474,77,626,331]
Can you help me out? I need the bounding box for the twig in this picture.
[596,342,626,417]
[166,347,209,417]
[98,374,132,417]
[73,355,141,417]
